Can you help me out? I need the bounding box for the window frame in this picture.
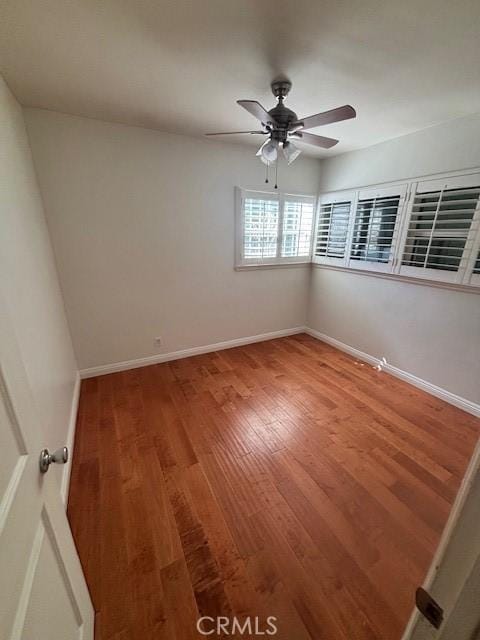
[235,187,316,269]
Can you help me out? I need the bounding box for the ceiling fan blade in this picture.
[237,100,276,125]
[205,130,266,136]
[293,131,339,149]
[293,105,356,130]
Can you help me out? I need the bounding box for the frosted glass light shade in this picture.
[260,139,279,163]
[283,141,302,164]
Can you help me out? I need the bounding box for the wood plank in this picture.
[68,334,480,640]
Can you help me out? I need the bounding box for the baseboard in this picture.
[79,326,306,379]
[306,328,380,368]
[78,325,479,418]
[305,327,480,418]
[61,371,81,505]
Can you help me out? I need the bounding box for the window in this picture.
[314,191,354,266]
[348,185,407,273]
[282,198,314,258]
[236,189,315,267]
[236,170,480,288]
[399,175,480,283]
[242,195,279,261]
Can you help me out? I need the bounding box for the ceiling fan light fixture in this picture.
[256,141,269,165]
[260,139,279,163]
[283,141,302,164]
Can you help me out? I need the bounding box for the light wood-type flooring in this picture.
[68,334,480,640]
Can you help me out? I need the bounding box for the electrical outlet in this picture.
[154,336,163,347]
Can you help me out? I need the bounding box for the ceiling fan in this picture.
[206,79,356,165]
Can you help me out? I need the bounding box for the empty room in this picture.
[1,1,480,639]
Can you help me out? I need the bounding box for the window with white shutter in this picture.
[314,191,354,266]
[399,174,480,283]
[235,170,480,287]
[348,184,407,273]
[242,195,279,261]
[282,196,315,258]
[235,188,315,267]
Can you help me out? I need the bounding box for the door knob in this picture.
[39,447,69,473]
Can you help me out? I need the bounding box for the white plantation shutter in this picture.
[282,196,314,258]
[399,174,480,283]
[314,191,354,265]
[236,188,315,266]
[236,172,480,286]
[243,195,279,261]
[348,184,407,273]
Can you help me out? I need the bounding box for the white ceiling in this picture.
[1,0,480,157]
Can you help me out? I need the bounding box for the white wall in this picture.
[309,113,480,404]
[24,109,321,370]
[0,77,78,489]
[308,269,480,402]
[319,112,480,192]
[21,104,479,403]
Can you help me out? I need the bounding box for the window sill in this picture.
[312,262,480,294]
[235,258,480,293]
[235,261,311,271]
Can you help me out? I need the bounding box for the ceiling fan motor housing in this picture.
[271,79,292,99]
[268,105,298,142]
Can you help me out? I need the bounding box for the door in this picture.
[402,437,480,640]
[0,292,94,639]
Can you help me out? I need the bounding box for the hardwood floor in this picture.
[68,334,479,640]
